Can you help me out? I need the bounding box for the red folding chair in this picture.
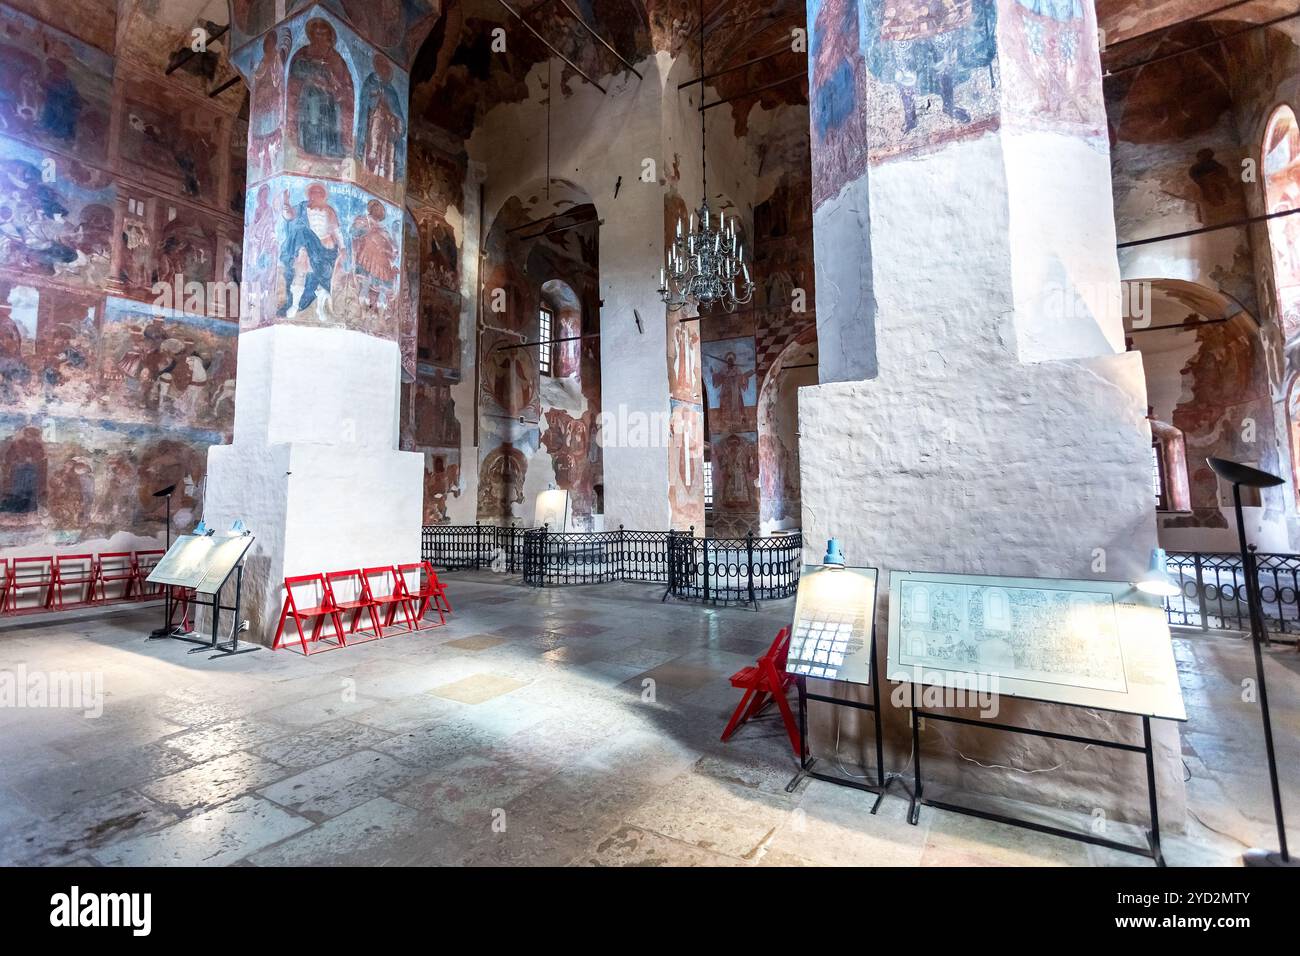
[94,552,138,603]
[51,553,97,609]
[0,558,9,614]
[324,569,383,641]
[721,627,800,757]
[272,574,346,655]
[362,565,417,636]
[424,561,452,614]
[7,556,55,612]
[133,550,166,600]
[394,562,447,632]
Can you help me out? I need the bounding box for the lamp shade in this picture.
[823,538,845,568]
[1136,548,1180,598]
[1206,457,1285,489]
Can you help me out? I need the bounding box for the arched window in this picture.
[1263,106,1300,337]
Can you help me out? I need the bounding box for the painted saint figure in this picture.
[359,57,405,182]
[708,351,754,430]
[249,31,287,176]
[288,18,352,160]
[277,182,342,318]
[865,0,997,134]
[351,199,398,309]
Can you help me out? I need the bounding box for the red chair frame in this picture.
[394,562,447,632]
[324,569,383,641]
[51,553,97,609]
[7,556,55,613]
[362,565,417,636]
[272,574,346,655]
[94,552,138,603]
[168,586,196,632]
[133,549,166,601]
[721,627,800,757]
[0,558,9,614]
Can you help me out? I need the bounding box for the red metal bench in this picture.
[272,573,346,655]
[721,627,799,757]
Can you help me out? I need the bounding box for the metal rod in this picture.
[494,332,599,351]
[700,72,806,110]
[678,45,793,89]
[506,208,584,233]
[516,217,602,241]
[917,708,1147,753]
[495,0,607,94]
[1118,206,1300,249]
[553,0,642,78]
[166,23,230,75]
[1105,9,1300,79]
[1127,317,1233,334]
[208,75,241,98]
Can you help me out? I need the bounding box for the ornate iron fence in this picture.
[422,524,801,605]
[665,530,802,605]
[1163,550,1300,640]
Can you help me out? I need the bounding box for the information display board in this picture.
[785,566,879,685]
[885,570,1187,721]
[147,532,254,595]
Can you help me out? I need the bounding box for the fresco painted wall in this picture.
[476,191,602,528]
[0,4,243,553]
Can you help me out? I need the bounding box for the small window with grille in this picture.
[538,307,554,375]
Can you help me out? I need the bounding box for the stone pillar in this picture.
[207,4,437,640]
[802,0,1181,823]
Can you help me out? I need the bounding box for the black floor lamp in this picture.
[147,483,178,640]
[1206,457,1296,867]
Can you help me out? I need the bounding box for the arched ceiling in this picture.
[410,0,805,139]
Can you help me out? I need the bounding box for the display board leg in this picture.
[784,639,889,814]
[908,684,922,826]
[906,699,1166,866]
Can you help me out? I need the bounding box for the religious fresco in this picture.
[0,280,99,408]
[285,17,357,181]
[248,30,291,183]
[477,433,534,522]
[540,407,599,521]
[1162,321,1279,530]
[413,367,461,449]
[0,5,113,166]
[420,210,460,290]
[711,431,760,522]
[668,399,705,531]
[407,138,465,212]
[0,135,114,291]
[398,210,420,383]
[241,174,404,337]
[479,328,540,421]
[97,299,238,431]
[0,11,244,552]
[809,0,869,207]
[702,336,757,434]
[0,413,218,546]
[422,446,461,524]
[861,0,1000,165]
[1001,0,1105,140]
[117,78,226,204]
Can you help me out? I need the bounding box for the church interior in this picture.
[0,0,1297,876]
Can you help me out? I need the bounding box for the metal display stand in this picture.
[784,617,896,812]
[903,685,1166,866]
[145,533,259,660]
